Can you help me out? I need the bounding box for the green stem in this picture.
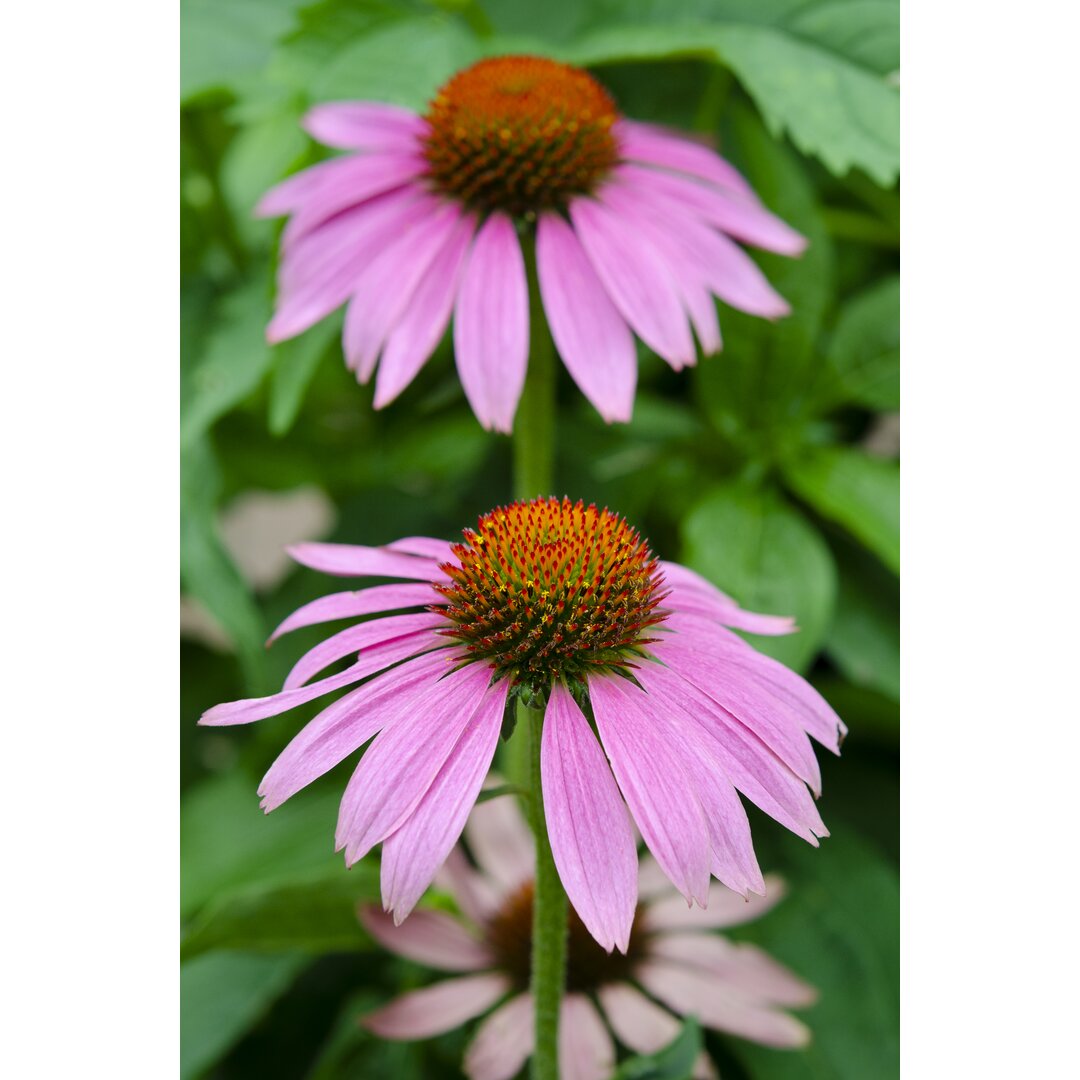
[513,233,556,500]
[526,701,567,1080]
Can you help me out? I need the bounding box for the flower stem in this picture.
[513,232,556,500]
[526,700,567,1080]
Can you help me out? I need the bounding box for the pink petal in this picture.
[569,197,695,369]
[287,541,443,580]
[464,992,534,1080]
[536,212,636,423]
[435,847,503,925]
[280,153,427,247]
[649,934,818,1007]
[268,582,439,642]
[465,791,535,894]
[663,574,796,635]
[560,994,615,1080]
[342,199,465,381]
[644,874,787,931]
[453,213,528,433]
[362,973,510,1039]
[652,629,823,794]
[637,960,811,1048]
[283,613,445,689]
[638,654,828,844]
[199,658,376,727]
[618,160,807,256]
[359,906,494,972]
[380,678,509,920]
[385,536,456,561]
[335,662,496,864]
[664,611,846,751]
[542,683,638,952]
[588,674,711,907]
[269,188,425,342]
[257,155,388,217]
[374,213,477,408]
[597,982,680,1055]
[257,649,453,811]
[302,102,428,152]
[615,120,757,200]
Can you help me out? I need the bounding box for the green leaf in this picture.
[821,275,900,411]
[614,1016,703,1080]
[783,446,899,572]
[181,870,378,960]
[180,951,308,1080]
[268,314,341,436]
[825,553,899,700]
[681,483,837,670]
[181,771,346,918]
[181,0,300,103]
[504,4,899,182]
[306,992,426,1080]
[731,823,899,1079]
[181,276,273,448]
[311,16,482,109]
[180,438,267,691]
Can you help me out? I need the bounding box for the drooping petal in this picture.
[269,582,439,642]
[588,675,711,906]
[597,982,680,1055]
[385,536,456,561]
[559,994,616,1080]
[302,102,428,152]
[335,662,496,864]
[380,678,509,921]
[435,847,502,925]
[569,197,695,369]
[342,199,466,381]
[453,213,528,433]
[618,161,807,256]
[465,791,535,894]
[283,613,445,689]
[257,649,453,811]
[541,683,638,952]
[662,569,796,634]
[280,154,427,246]
[359,907,494,972]
[643,874,787,932]
[464,992,534,1080]
[637,960,811,1048]
[374,213,477,408]
[648,934,818,1007]
[615,120,757,200]
[361,973,510,1039]
[287,541,444,580]
[536,212,636,423]
[256,155,401,217]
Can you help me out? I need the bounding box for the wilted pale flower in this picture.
[259,56,805,431]
[360,795,816,1080]
[201,497,845,953]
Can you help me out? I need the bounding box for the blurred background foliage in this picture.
[181,1,899,1076]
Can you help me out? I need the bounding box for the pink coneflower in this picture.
[201,497,845,954]
[360,795,817,1079]
[258,56,806,431]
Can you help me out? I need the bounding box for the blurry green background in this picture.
[181,1,899,1076]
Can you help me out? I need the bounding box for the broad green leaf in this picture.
[731,823,899,1079]
[784,447,899,572]
[681,483,837,670]
[268,314,342,435]
[821,275,900,411]
[181,276,272,448]
[180,951,308,1080]
[502,9,898,182]
[181,870,378,960]
[180,0,300,103]
[180,438,267,691]
[311,16,482,109]
[825,554,899,700]
[614,1016,702,1080]
[181,771,345,918]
